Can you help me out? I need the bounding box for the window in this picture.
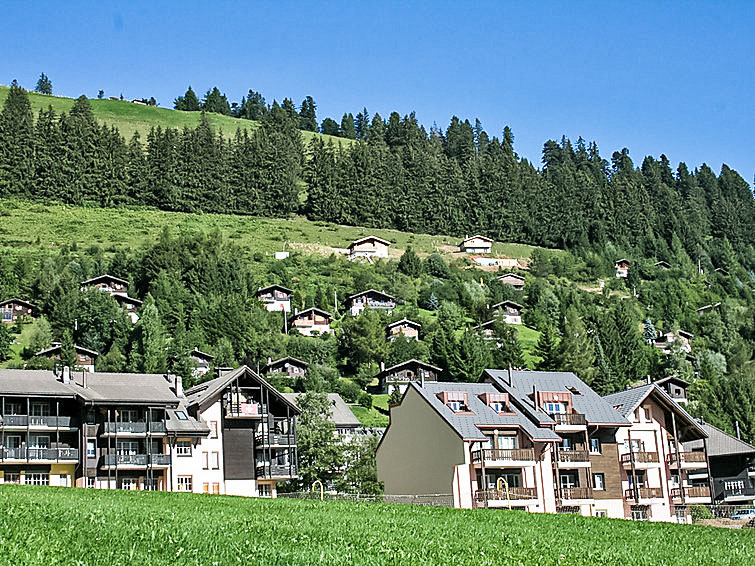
[121,478,138,491]
[560,472,578,489]
[177,476,193,492]
[209,421,218,438]
[176,441,192,457]
[25,473,49,486]
[86,477,96,489]
[593,473,605,491]
[643,407,651,422]
[175,411,188,421]
[86,440,96,458]
[675,506,687,524]
[212,482,220,495]
[211,451,220,470]
[202,482,210,494]
[589,438,602,454]
[633,409,640,423]
[4,472,20,484]
[5,402,21,415]
[117,440,139,456]
[119,409,140,422]
[631,506,649,521]
[497,435,518,450]
[30,435,50,449]
[595,509,608,518]
[31,402,50,417]
[670,473,680,488]
[447,401,463,412]
[545,402,566,414]
[491,402,507,413]
[203,452,209,470]
[258,484,272,498]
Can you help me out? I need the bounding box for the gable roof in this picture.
[697,302,722,313]
[603,384,707,440]
[615,258,630,265]
[112,294,143,306]
[0,298,35,309]
[165,401,211,435]
[684,422,755,457]
[190,348,214,361]
[265,356,309,370]
[35,343,100,358]
[80,274,129,287]
[281,393,360,428]
[289,307,332,320]
[497,272,525,282]
[653,375,690,388]
[378,359,442,378]
[348,236,391,249]
[485,369,630,427]
[459,235,493,245]
[75,372,180,405]
[654,260,671,268]
[491,300,524,310]
[409,381,561,442]
[386,318,421,330]
[347,289,396,302]
[0,369,79,397]
[256,284,293,295]
[185,365,300,414]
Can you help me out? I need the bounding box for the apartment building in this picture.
[184,366,300,498]
[603,384,711,522]
[0,365,299,498]
[377,370,711,523]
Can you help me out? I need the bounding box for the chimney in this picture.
[61,366,72,384]
[379,361,385,372]
[174,375,184,398]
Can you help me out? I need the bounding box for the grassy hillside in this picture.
[0,199,541,260]
[0,486,751,566]
[0,84,346,145]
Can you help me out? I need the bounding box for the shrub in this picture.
[335,379,362,403]
[358,392,373,409]
[690,504,713,522]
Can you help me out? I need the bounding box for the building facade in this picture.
[256,285,293,313]
[459,235,493,254]
[289,308,333,336]
[0,299,35,324]
[347,290,396,316]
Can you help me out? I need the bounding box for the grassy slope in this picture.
[0,200,540,260]
[0,85,347,146]
[0,486,752,566]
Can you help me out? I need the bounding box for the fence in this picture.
[701,504,755,518]
[277,491,453,507]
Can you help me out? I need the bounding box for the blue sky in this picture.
[2,1,753,184]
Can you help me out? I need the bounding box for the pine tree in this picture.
[340,113,356,139]
[427,292,440,311]
[0,81,35,196]
[490,318,525,369]
[320,118,340,136]
[129,294,167,373]
[35,73,52,95]
[60,329,77,368]
[201,87,231,115]
[295,391,344,489]
[0,323,11,361]
[556,306,595,379]
[398,246,422,277]
[535,325,560,370]
[643,318,657,342]
[174,86,201,111]
[299,96,317,131]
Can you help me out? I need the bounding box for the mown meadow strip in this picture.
[0,486,752,566]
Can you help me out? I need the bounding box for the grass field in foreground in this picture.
[0,486,751,566]
[0,199,541,260]
[0,84,346,146]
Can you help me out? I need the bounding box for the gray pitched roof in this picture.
[409,381,561,442]
[165,401,210,436]
[185,366,300,414]
[347,289,396,302]
[486,369,630,427]
[378,359,442,378]
[80,274,129,287]
[0,369,78,397]
[0,298,35,309]
[281,393,360,428]
[35,343,100,358]
[75,372,180,405]
[684,422,755,457]
[603,383,707,440]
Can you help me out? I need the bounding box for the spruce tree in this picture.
[340,113,356,139]
[299,96,317,131]
[320,118,340,136]
[35,73,52,95]
[556,306,595,379]
[60,329,77,368]
[0,81,35,196]
[535,325,560,370]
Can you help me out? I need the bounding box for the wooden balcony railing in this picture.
[667,452,707,465]
[670,486,711,499]
[1,415,74,428]
[624,487,664,500]
[474,487,538,502]
[620,452,660,465]
[471,448,536,463]
[557,450,590,463]
[560,486,593,500]
[0,447,78,461]
[550,413,587,426]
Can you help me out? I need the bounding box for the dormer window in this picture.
[437,391,471,413]
[479,392,509,413]
[448,400,464,412]
[491,402,506,413]
[544,402,566,415]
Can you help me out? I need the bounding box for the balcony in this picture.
[473,487,538,508]
[471,448,536,466]
[550,413,587,430]
[720,478,755,502]
[620,452,660,468]
[560,486,593,500]
[556,450,591,467]
[226,403,267,418]
[103,422,166,435]
[670,486,711,501]
[256,433,296,447]
[667,452,707,469]
[101,453,171,468]
[256,463,297,479]
[1,415,74,428]
[0,447,79,461]
[624,487,664,500]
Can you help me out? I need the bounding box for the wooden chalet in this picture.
[491,300,523,325]
[377,359,441,394]
[35,343,99,372]
[614,259,630,278]
[263,357,308,378]
[347,236,391,261]
[497,272,525,290]
[289,308,333,336]
[386,319,421,341]
[0,298,35,324]
[347,289,396,316]
[256,285,293,313]
[459,235,493,254]
[80,274,129,295]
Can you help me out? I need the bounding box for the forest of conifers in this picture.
[1,81,753,269]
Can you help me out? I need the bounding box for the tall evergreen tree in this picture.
[35,73,52,95]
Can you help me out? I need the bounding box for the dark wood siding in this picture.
[590,438,624,500]
[222,422,255,480]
